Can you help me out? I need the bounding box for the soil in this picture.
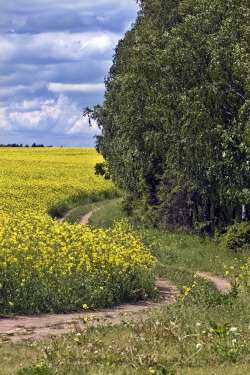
[58,206,100,225]
[0,279,179,343]
[58,208,76,223]
[79,207,100,225]
[198,272,231,294]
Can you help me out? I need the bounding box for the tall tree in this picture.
[89,0,250,229]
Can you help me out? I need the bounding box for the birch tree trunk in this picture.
[242,205,246,222]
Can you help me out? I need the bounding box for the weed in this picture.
[17,365,55,375]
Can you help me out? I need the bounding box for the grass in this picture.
[1,198,249,375]
[48,190,122,219]
[0,343,40,375]
[63,203,93,224]
[2,295,249,375]
[88,197,125,228]
[64,197,125,225]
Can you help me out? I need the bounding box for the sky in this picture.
[0,0,139,147]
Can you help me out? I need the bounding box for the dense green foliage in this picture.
[217,221,250,251]
[88,0,250,230]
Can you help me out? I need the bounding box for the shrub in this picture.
[217,221,250,251]
[120,195,135,216]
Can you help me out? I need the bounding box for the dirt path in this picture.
[0,271,232,343]
[79,207,100,225]
[58,206,100,225]
[198,272,231,294]
[159,263,232,294]
[0,279,179,343]
[58,208,76,223]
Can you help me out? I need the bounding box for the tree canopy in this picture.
[88,0,250,230]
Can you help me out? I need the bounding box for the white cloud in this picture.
[21,99,44,110]
[0,83,44,97]
[0,35,16,61]
[4,95,99,135]
[1,31,121,63]
[0,109,11,131]
[5,0,138,12]
[67,117,98,134]
[9,111,44,130]
[47,82,105,93]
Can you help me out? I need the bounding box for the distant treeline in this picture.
[0,143,53,147]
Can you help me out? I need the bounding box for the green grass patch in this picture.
[6,292,250,375]
[63,197,125,225]
[63,204,93,224]
[0,342,40,375]
[88,197,125,229]
[47,189,122,219]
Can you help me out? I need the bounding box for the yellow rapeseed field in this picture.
[0,148,156,314]
[0,147,117,214]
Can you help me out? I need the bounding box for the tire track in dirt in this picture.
[79,207,101,225]
[197,272,231,294]
[58,206,100,225]
[58,208,77,223]
[0,279,179,343]
[158,263,232,294]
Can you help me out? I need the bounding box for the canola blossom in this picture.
[0,147,118,215]
[0,148,156,314]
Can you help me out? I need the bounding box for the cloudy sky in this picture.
[0,0,139,147]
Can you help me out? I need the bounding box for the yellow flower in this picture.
[0,148,157,315]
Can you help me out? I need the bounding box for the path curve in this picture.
[0,279,179,343]
[58,207,100,225]
[198,272,231,294]
[158,263,232,294]
[79,207,101,225]
[58,208,76,223]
